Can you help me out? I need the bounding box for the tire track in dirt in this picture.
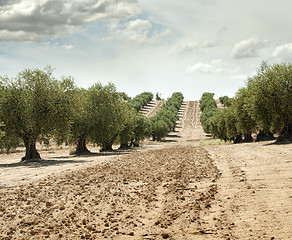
[205,142,292,240]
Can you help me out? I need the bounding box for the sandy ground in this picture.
[0,101,291,239]
[141,100,164,118]
[205,142,292,240]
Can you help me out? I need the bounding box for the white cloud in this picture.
[231,36,268,59]
[110,18,171,45]
[128,29,170,45]
[187,59,241,75]
[63,44,74,50]
[272,43,292,57]
[0,0,141,41]
[176,41,217,54]
[127,19,152,32]
[187,59,226,74]
[0,29,43,41]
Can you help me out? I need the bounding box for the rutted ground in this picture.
[0,100,291,239]
[205,142,292,240]
[0,146,223,239]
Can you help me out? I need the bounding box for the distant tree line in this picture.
[0,67,184,162]
[150,92,184,141]
[200,62,292,142]
[128,92,153,111]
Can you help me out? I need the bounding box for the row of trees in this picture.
[200,62,292,142]
[199,92,219,135]
[150,92,184,140]
[129,92,153,111]
[0,67,182,162]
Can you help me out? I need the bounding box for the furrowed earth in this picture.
[0,101,291,239]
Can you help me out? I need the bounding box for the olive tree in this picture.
[131,114,151,147]
[247,62,292,140]
[119,104,138,149]
[69,88,92,154]
[232,87,256,142]
[88,83,127,151]
[0,67,75,161]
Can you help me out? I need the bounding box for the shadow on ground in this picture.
[0,149,134,168]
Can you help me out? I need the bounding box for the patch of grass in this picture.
[200,139,233,146]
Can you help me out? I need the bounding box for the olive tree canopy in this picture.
[0,67,76,161]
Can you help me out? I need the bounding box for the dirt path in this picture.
[205,142,292,239]
[177,101,207,142]
[141,100,164,118]
[0,100,291,239]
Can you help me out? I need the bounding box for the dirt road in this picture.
[0,101,291,239]
[177,101,207,141]
[141,100,164,118]
[206,142,292,239]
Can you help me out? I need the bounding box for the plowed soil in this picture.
[0,101,291,240]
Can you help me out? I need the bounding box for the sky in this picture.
[0,0,292,100]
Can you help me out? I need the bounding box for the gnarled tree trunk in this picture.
[233,135,242,144]
[22,138,40,162]
[101,134,118,152]
[101,143,113,151]
[119,137,130,149]
[74,134,90,155]
[256,130,275,142]
[277,121,292,142]
[243,133,253,142]
[119,143,130,149]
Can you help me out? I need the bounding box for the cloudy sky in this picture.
[0,0,292,100]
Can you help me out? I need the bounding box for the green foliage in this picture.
[219,96,232,107]
[118,104,139,148]
[150,92,184,141]
[200,107,219,134]
[247,62,292,139]
[199,92,217,112]
[156,92,162,100]
[232,88,257,138]
[200,139,233,146]
[69,88,92,154]
[129,92,154,111]
[199,92,219,134]
[132,115,151,146]
[118,92,131,101]
[0,67,76,159]
[87,83,128,151]
[202,62,292,142]
[0,122,5,147]
[151,120,169,141]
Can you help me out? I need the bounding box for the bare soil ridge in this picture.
[141,100,164,118]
